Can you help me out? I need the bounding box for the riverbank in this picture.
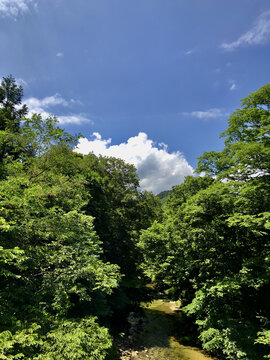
[118,299,218,360]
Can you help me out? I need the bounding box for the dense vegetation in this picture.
[1,76,269,359]
[139,84,270,359]
[0,76,160,359]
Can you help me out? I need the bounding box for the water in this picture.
[132,300,217,360]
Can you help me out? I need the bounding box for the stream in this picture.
[124,299,218,360]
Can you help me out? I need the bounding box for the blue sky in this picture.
[1,0,269,192]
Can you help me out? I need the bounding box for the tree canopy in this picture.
[0,76,161,359]
[139,84,270,360]
[1,77,269,359]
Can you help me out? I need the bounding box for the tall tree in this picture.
[0,75,29,167]
[0,75,27,132]
[197,83,270,181]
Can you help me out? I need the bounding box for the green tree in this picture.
[0,75,27,132]
[0,76,29,165]
[140,84,270,359]
[78,155,162,310]
[0,75,161,358]
[197,83,270,180]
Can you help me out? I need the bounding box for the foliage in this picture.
[256,330,270,358]
[0,75,161,358]
[37,317,112,360]
[0,75,27,133]
[140,84,270,359]
[80,154,162,308]
[0,318,112,360]
[0,163,121,358]
[197,83,270,180]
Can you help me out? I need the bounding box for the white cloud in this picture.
[183,108,227,119]
[229,80,237,91]
[92,132,102,140]
[24,94,91,125]
[25,94,68,110]
[74,132,193,194]
[56,52,64,57]
[221,11,270,51]
[58,114,90,125]
[0,0,34,17]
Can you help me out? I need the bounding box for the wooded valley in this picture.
[0,76,269,359]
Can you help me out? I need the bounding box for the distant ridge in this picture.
[156,190,172,203]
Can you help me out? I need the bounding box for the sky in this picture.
[0,0,269,193]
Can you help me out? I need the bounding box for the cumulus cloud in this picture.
[0,0,34,17]
[221,11,270,51]
[74,132,193,194]
[183,108,227,119]
[24,94,91,125]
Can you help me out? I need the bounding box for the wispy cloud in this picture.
[0,0,34,18]
[183,108,228,119]
[184,49,194,56]
[24,94,91,125]
[221,11,270,51]
[16,77,28,87]
[75,132,193,194]
[229,80,237,91]
[56,52,64,57]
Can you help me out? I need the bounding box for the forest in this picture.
[0,76,269,360]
